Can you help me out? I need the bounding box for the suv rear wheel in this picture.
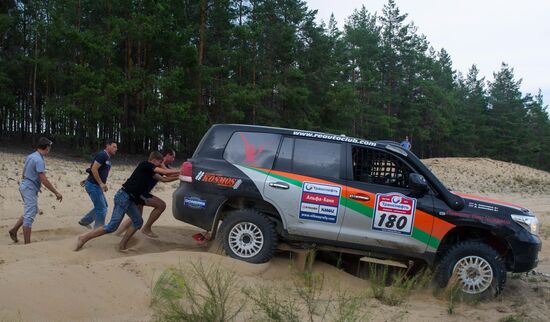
[435,241,506,299]
[220,209,277,264]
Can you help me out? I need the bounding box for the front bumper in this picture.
[509,231,541,272]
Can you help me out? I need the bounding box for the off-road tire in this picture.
[435,241,506,299]
[220,208,277,264]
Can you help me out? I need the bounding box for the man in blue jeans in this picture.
[74,151,178,252]
[78,139,118,229]
[9,137,63,244]
[115,148,178,238]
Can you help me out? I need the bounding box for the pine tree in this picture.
[524,90,550,169]
[1,0,549,171]
[487,63,528,162]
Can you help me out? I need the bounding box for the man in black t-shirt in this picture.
[74,151,179,252]
[115,148,177,238]
[78,140,118,229]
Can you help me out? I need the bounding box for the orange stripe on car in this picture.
[413,210,435,234]
[430,216,455,241]
[267,169,338,186]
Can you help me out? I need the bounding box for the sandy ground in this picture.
[0,151,548,322]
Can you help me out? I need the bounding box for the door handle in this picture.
[269,182,290,190]
[350,194,370,201]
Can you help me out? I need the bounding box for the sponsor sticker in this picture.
[292,131,377,147]
[184,196,207,209]
[195,171,242,189]
[372,193,416,235]
[301,193,339,206]
[299,182,341,223]
[468,202,499,212]
[301,202,320,213]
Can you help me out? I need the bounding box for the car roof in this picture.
[213,123,383,148]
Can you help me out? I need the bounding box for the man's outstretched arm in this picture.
[38,173,62,201]
[154,167,179,176]
[153,174,179,183]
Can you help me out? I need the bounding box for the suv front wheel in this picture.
[435,241,506,299]
[220,209,278,264]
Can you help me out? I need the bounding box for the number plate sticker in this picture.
[372,193,416,235]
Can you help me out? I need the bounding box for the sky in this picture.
[306,0,550,105]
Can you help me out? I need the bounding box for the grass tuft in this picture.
[151,261,244,322]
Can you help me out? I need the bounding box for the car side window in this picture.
[352,145,413,188]
[292,139,341,179]
[223,132,281,169]
[273,137,294,172]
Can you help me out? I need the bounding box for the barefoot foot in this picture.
[9,230,18,243]
[141,230,158,239]
[74,236,85,251]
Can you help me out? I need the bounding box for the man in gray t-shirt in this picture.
[9,137,63,244]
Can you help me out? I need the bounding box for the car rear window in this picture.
[223,132,281,169]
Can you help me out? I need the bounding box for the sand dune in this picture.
[424,157,550,195]
[0,150,548,321]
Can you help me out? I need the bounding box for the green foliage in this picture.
[498,315,532,322]
[368,264,433,306]
[1,0,549,171]
[152,262,372,322]
[151,262,244,322]
[243,286,301,322]
[243,271,369,322]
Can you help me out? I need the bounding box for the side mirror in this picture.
[409,173,428,196]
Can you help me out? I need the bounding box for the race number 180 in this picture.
[372,193,416,236]
[373,212,412,234]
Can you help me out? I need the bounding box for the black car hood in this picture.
[452,192,532,217]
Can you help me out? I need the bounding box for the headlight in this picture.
[511,214,539,235]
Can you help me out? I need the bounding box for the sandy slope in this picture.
[0,151,548,321]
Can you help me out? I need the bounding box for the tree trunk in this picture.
[238,0,243,84]
[196,0,207,108]
[32,31,38,141]
[251,0,257,124]
[123,33,132,152]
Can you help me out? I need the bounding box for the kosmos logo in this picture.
[195,171,242,189]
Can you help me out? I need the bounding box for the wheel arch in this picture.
[436,226,514,269]
[209,196,285,239]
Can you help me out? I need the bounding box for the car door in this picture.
[338,144,435,254]
[263,137,348,241]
